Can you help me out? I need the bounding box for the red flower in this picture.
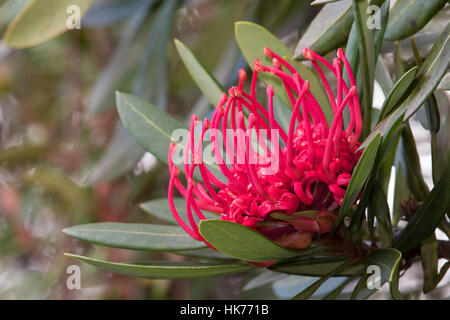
[168,47,362,249]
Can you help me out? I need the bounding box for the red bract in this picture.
[168,47,363,250]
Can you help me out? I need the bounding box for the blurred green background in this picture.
[0,0,320,299]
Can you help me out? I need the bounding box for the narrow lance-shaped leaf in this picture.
[234,21,333,125]
[294,0,353,58]
[292,262,356,300]
[116,92,185,164]
[4,0,94,48]
[66,253,253,279]
[393,154,450,253]
[377,66,418,122]
[350,274,368,300]
[368,248,403,300]
[338,133,381,223]
[343,22,358,89]
[421,234,439,293]
[430,92,450,183]
[175,39,225,107]
[294,0,385,59]
[322,276,357,300]
[352,0,375,138]
[172,248,234,261]
[63,222,206,251]
[368,183,392,247]
[361,23,450,149]
[384,0,447,41]
[373,0,389,59]
[271,256,364,277]
[403,22,450,120]
[409,36,441,136]
[392,163,410,225]
[398,124,429,202]
[199,220,301,262]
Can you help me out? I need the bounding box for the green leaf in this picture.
[172,248,234,261]
[375,57,394,95]
[373,0,390,59]
[63,222,206,251]
[294,0,353,58]
[377,66,418,122]
[140,197,218,225]
[392,163,409,225]
[415,93,440,134]
[234,21,333,125]
[116,91,185,163]
[338,133,381,223]
[437,72,450,90]
[350,273,384,300]
[199,220,300,262]
[352,0,375,137]
[362,23,450,148]
[66,253,253,279]
[431,92,450,183]
[368,248,403,300]
[343,22,359,90]
[116,91,222,179]
[393,155,450,253]
[4,0,94,48]
[292,261,355,300]
[421,234,439,293]
[384,0,447,41]
[398,124,429,202]
[368,183,392,248]
[271,257,364,277]
[140,197,183,224]
[322,276,356,300]
[174,39,225,106]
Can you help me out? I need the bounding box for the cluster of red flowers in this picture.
[168,47,363,250]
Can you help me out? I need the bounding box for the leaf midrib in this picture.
[66,228,191,238]
[120,94,220,170]
[205,222,293,259]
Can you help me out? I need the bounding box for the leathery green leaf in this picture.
[174,39,224,106]
[66,253,253,279]
[4,0,94,48]
[63,222,206,251]
[338,134,381,223]
[368,248,403,300]
[234,21,333,125]
[385,0,447,41]
[199,220,300,262]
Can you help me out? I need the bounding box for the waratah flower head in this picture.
[168,47,363,251]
